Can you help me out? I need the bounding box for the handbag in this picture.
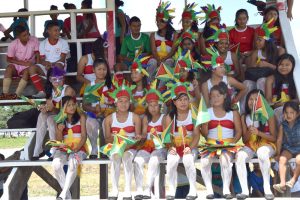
[245,67,274,82]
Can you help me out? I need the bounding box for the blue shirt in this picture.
[10,18,29,38]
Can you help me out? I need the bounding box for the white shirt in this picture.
[39,38,70,63]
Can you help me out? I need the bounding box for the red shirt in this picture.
[63,15,84,33]
[229,26,255,53]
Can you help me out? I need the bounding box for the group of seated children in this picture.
[1,1,299,200]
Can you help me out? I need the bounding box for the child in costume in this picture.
[262,6,283,47]
[201,48,246,108]
[52,96,88,200]
[209,24,240,78]
[82,58,114,159]
[77,37,108,96]
[177,3,201,53]
[199,4,222,55]
[200,82,242,199]
[265,53,297,125]
[235,89,276,200]
[32,67,75,160]
[165,82,200,200]
[133,80,167,199]
[173,48,201,105]
[148,1,177,80]
[130,53,150,117]
[273,101,300,194]
[104,83,142,200]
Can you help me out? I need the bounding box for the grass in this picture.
[28,163,206,197]
[0,136,28,149]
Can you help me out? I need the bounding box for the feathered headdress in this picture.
[201,47,224,71]
[182,2,201,21]
[173,48,203,77]
[145,79,164,104]
[175,29,199,46]
[109,80,136,103]
[163,81,191,102]
[131,48,151,77]
[255,18,278,41]
[206,24,228,43]
[156,1,175,23]
[201,4,222,24]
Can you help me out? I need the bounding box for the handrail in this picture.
[0,8,112,18]
[0,7,116,68]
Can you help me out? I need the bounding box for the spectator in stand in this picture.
[241,19,285,113]
[229,9,255,80]
[63,3,84,39]
[77,37,108,96]
[79,0,101,54]
[28,21,70,98]
[43,5,64,38]
[2,8,29,41]
[119,16,151,67]
[115,0,127,57]
[265,53,298,126]
[0,26,39,100]
[265,0,293,20]
[63,3,84,72]
[273,101,300,194]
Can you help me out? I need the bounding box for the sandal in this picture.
[273,184,286,193]
[286,180,295,188]
[9,93,18,99]
[0,93,8,100]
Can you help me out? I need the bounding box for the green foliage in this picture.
[0,136,28,149]
[0,105,32,129]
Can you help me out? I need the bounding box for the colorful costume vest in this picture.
[141,114,164,153]
[63,121,88,153]
[155,32,173,59]
[173,110,194,157]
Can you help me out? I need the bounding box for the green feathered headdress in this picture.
[163,81,191,102]
[175,29,199,46]
[200,4,222,24]
[109,80,136,103]
[201,47,224,71]
[131,48,151,77]
[182,2,202,22]
[255,18,278,41]
[206,24,229,43]
[145,79,164,104]
[156,1,175,23]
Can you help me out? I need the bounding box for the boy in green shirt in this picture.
[119,16,151,66]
